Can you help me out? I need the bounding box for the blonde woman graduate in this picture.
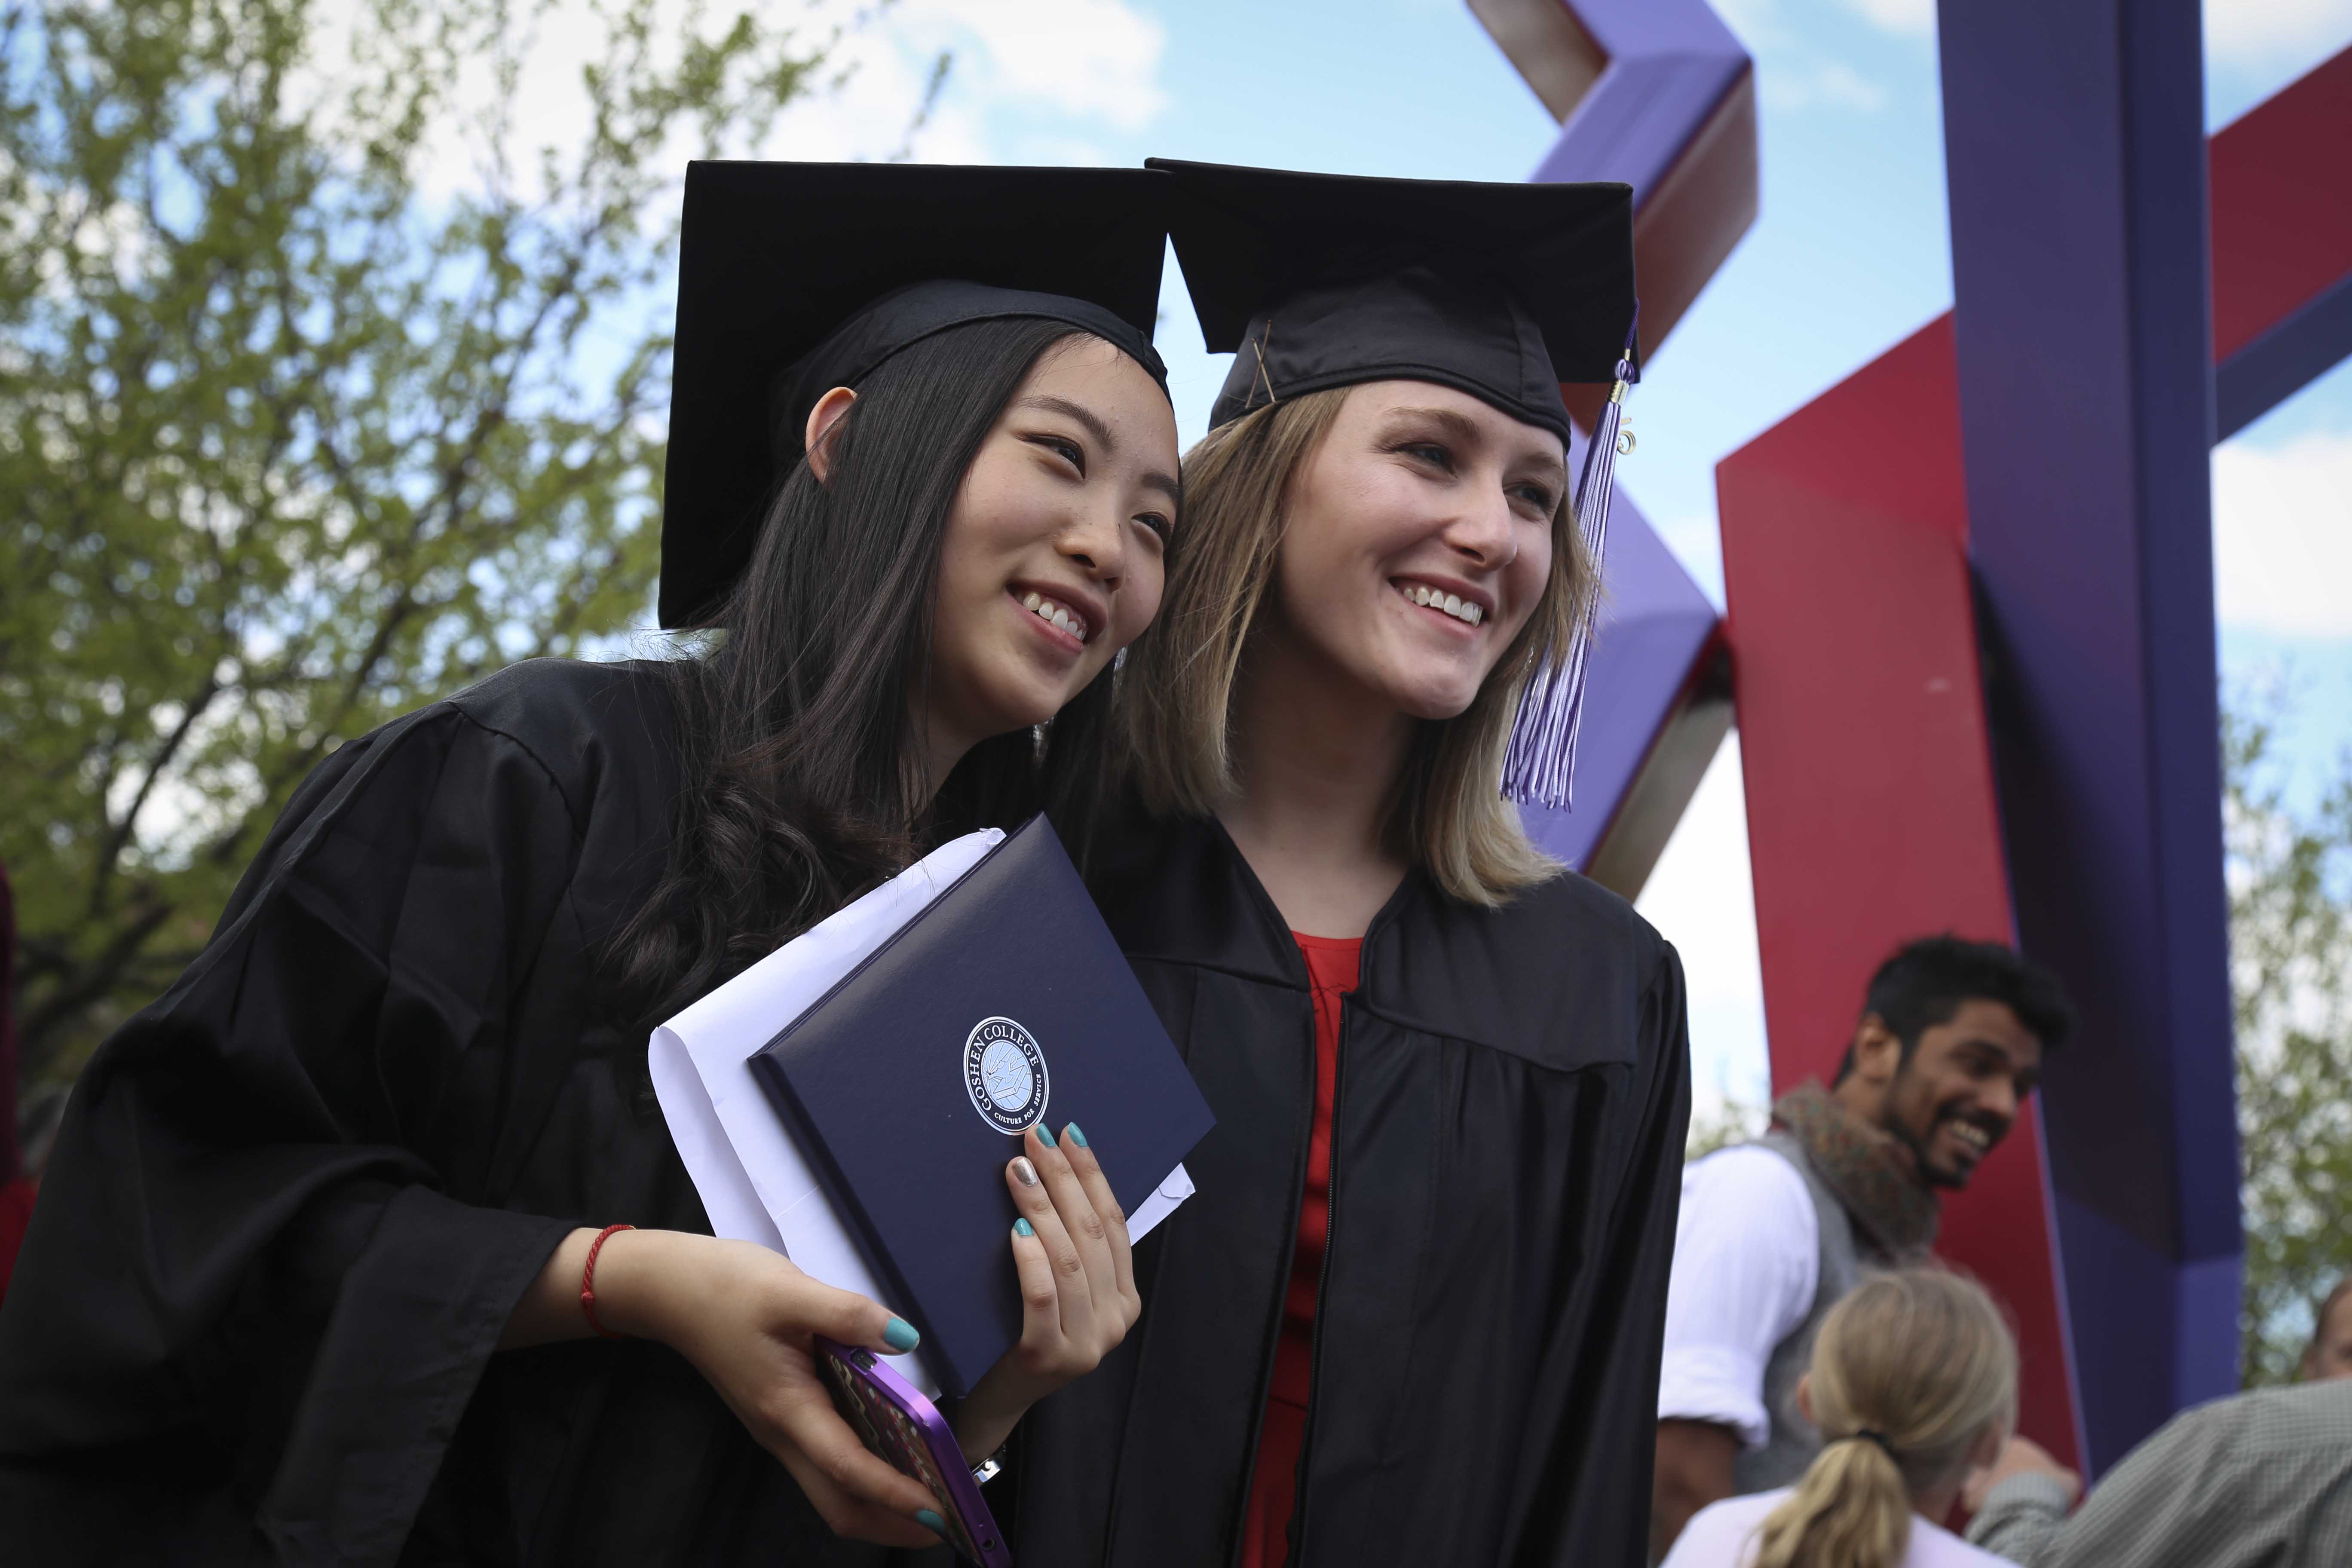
[1008,162,1692,1568]
[0,163,1184,1566]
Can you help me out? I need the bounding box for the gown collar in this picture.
[1092,810,1631,1068]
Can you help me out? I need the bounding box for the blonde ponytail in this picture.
[1748,1269,2017,1568]
[1749,1433,1912,1568]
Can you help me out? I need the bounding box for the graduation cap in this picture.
[1149,158,1640,810]
[661,162,1173,628]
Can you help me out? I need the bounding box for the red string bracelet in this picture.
[580,1223,635,1340]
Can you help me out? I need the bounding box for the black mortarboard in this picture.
[1147,158,1635,444]
[1149,158,1641,809]
[661,161,1172,628]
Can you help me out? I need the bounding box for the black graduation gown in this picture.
[1010,815,1691,1568]
[0,658,927,1567]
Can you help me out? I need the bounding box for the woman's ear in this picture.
[1794,1372,1815,1424]
[804,386,859,484]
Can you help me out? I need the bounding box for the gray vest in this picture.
[1729,1130,1881,1495]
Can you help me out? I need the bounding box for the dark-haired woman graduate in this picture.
[0,162,1182,1566]
[1011,163,1692,1568]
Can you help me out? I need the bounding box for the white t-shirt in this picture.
[1657,1145,1820,1447]
[1662,1488,2014,1568]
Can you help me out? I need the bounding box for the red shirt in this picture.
[1240,932,1359,1568]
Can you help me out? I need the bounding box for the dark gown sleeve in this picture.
[1517,938,1693,1568]
[0,703,590,1565]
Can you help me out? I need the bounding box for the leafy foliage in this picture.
[2224,695,2352,1386]
[0,0,835,1095]
[1685,1093,1765,1162]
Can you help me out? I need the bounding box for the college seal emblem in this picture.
[963,1016,1050,1136]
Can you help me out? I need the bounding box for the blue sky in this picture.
[741,0,2352,1103]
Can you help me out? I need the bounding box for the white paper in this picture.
[649,827,1193,1399]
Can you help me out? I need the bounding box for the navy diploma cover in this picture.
[750,814,1215,1397]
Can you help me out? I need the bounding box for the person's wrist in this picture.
[583,1227,700,1343]
[949,1399,1023,1465]
[951,1369,1049,1461]
[981,1365,1061,1421]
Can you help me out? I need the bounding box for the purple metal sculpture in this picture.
[1939,0,2239,1461]
[1472,0,1752,893]
[1483,0,2352,1472]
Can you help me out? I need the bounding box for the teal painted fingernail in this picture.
[1064,1122,1088,1148]
[1036,1122,1056,1146]
[883,1316,920,1353]
[1014,1217,1035,1237]
[916,1509,946,1532]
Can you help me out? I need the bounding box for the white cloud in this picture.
[1840,0,1934,39]
[2206,0,2352,70]
[1718,0,1929,49]
[764,9,997,168]
[303,0,810,199]
[1758,57,1889,112]
[2213,429,2352,637]
[1790,0,2352,76]
[906,0,1169,134]
[1664,1,1894,114]
[301,0,1170,202]
[1634,734,1773,1108]
[731,0,1170,166]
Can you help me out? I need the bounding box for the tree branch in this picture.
[89,671,223,916]
[16,896,175,1081]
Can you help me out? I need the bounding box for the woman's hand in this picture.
[1962,1434,2083,1514]
[521,1228,948,1547]
[951,1123,1142,1461]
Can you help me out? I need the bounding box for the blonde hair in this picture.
[1118,386,1600,906]
[1749,1269,2018,1568]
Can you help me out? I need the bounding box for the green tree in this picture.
[2224,695,2352,1386]
[1684,1091,1764,1162]
[0,0,849,1102]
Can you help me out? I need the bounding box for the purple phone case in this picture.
[813,1336,1012,1567]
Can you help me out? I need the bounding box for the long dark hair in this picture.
[616,317,1120,1033]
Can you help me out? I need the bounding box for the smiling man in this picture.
[1648,936,2076,1558]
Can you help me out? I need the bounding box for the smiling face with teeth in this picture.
[1837,998,2048,1190]
[1264,380,1567,725]
[935,335,1177,756]
[805,334,1176,781]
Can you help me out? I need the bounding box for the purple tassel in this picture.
[1502,323,1636,810]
